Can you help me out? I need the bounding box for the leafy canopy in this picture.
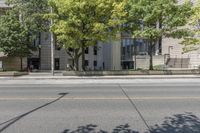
[6,0,49,35]
[182,0,200,52]
[48,0,127,49]
[126,0,193,40]
[0,11,35,57]
[125,0,193,70]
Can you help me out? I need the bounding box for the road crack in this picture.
[118,84,151,132]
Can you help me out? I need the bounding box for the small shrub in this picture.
[137,68,144,71]
[153,65,165,70]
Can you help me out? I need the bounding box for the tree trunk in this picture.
[20,57,23,71]
[72,59,75,70]
[149,40,154,70]
[66,48,81,71]
[134,39,137,70]
[74,49,79,71]
[75,57,79,71]
[81,44,85,71]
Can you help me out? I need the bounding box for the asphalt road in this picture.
[0,79,200,133]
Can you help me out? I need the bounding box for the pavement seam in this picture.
[118,84,151,133]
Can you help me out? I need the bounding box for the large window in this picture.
[94,61,97,67]
[85,60,89,66]
[94,45,97,55]
[85,47,89,54]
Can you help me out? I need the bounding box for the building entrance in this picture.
[122,61,134,69]
[28,58,40,70]
[55,58,60,70]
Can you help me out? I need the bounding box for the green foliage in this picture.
[0,11,35,57]
[127,0,193,40]
[6,0,49,34]
[49,0,126,49]
[136,68,144,71]
[48,0,127,70]
[182,0,200,53]
[0,0,49,70]
[126,0,193,70]
[153,65,165,70]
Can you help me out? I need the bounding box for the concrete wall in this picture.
[162,37,200,69]
[0,57,27,71]
[111,38,121,70]
[134,55,165,69]
[63,69,200,76]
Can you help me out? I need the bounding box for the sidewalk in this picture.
[0,73,200,80]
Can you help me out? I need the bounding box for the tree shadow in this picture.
[61,113,200,133]
[62,124,139,133]
[149,112,200,133]
[0,92,68,133]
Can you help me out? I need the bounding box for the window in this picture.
[94,61,97,67]
[158,38,162,54]
[85,47,89,54]
[94,46,97,55]
[85,60,89,66]
[127,46,130,53]
[33,39,37,47]
[122,39,126,47]
[122,47,126,57]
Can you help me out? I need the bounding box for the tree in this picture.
[6,0,49,35]
[48,0,126,71]
[0,11,35,70]
[3,0,49,70]
[126,0,193,70]
[182,0,200,53]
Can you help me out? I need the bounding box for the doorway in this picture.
[55,58,60,70]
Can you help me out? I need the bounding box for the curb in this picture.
[1,75,200,80]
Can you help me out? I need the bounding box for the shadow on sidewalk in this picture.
[0,92,68,133]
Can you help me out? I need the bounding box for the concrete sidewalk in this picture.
[0,73,200,80]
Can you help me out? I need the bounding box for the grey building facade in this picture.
[29,32,121,71]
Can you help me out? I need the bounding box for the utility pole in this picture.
[50,7,54,76]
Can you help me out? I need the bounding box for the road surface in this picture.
[0,78,200,133]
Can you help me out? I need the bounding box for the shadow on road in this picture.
[0,92,68,133]
[150,112,200,133]
[61,113,200,133]
[62,124,139,133]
